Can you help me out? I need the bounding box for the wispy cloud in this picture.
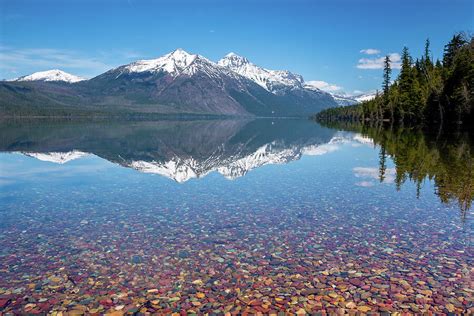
[305,80,343,92]
[357,53,401,70]
[353,166,396,187]
[360,48,380,55]
[302,143,341,156]
[0,47,114,79]
[121,50,144,59]
[355,181,375,187]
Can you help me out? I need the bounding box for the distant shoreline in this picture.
[0,113,310,121]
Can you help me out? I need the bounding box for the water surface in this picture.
[0,119,472,314]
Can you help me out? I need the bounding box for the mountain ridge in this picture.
[1,49,364,117]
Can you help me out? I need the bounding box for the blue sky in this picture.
[0,0,472,94]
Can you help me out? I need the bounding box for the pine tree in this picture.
[315,32,473,127]
[382,56,392,98]
[382,55,392,120]
[442,35,473,123]
[398,47,414,121]
[424,38,433,69]
[443,34,468,69]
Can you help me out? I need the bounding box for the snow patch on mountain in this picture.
[330,94,359,106]
[354,93,377,102]
[12,70,85,83]
[23,150,89,164]
[217,143,299,180]
[324,91,378,106]
[123,48,200,74]
[113,48,246,84]
[218,53,305,94]
[129,159,207,183]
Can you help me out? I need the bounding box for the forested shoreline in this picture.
[315,33,473,127]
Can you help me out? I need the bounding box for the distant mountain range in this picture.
[329,92,377,106]
[1,49,374,117]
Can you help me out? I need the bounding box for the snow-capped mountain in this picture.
[11,69,85,83]
[304,80,377,106]
[122,48,199,74]
[84,49,336,116]
[2,49,336,116]
[353,92,377,103]
[89,48,272,115]
[218,53,372,109]
[114,48,239,80]
[218,53,305,95]
[330,94,359,106]
[321,91,377,106]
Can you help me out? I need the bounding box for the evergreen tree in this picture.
[398,47,414,121]
[424,38,433,69]
[315,32,472,127]
[382,55,392,118]
[442,35,473,123]
[443,34,468,69]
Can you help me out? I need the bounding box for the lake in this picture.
[0,119,472,314]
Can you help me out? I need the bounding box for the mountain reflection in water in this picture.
[0,119,472,216]
[1,119,345,182]
[0,118,472,314]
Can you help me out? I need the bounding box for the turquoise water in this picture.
[0,119,471,314]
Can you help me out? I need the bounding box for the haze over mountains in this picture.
[2,49,373,117]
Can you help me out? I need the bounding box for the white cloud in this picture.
[353,167,396,184]
[121,50,143,59]
[305,80,343,92]
[0,47,114,79]
[302,143,340,156]
[360,48,381,55]
[357,53,401,70]
[355,181,375,187]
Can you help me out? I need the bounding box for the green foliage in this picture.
[318,121,474,219]
[370,126,474,220]
[315,32,473,128]
[382,55,391,108]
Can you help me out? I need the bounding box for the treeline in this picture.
[316,33,473,126]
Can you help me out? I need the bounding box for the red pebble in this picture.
[0,298,11,308]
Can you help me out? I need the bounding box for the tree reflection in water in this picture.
[328,122,473,220]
